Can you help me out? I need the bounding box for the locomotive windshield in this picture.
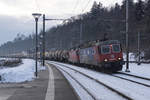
[101,45,111,54]
[112,44,121,53]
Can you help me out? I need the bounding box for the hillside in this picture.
[0,0,150,59]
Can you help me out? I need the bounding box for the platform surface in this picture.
[0,63,79,100]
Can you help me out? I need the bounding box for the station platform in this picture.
[0,63,79,100]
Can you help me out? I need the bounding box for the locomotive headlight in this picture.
[118,58,121,60]
[104,59,108,62]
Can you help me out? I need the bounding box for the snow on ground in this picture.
[122,63,150,78]
[49,61,150,100]
[123,53,136,61]
[0,59,45,83]
[123,53,150,78]
[47,53,150,100]
[54,63,127,100]
[113,72,150,86]
[58,67,94,100]
[123,52,145,62]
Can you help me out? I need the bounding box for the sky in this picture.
[0,0,123,45]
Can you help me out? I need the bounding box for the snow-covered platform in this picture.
[0,61,79,100]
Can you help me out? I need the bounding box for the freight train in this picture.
[45,40,125,72]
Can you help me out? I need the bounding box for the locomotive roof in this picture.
[96,40,120,45]
[78,40,120,49]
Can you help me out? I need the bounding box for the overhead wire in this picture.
[81,0,92,13]
[34,0,41,13]
[72,0,80,13]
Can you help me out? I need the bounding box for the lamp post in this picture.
[32,13,41,77]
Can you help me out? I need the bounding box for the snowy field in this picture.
[123,52,146,62]
[122,53,150,78]
[122,63,150,78]
[0,59,45,83]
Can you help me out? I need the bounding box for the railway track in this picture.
[111,72,150,88]
[56,65,98,100]
[50,61,133,100]
[111,74,150,88]
[116,72,150,81]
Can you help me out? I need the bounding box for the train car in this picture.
[56,50,62,61]
[79,47,97,66]
[45,51,50,60]
[53,50,59,61]
[61,50,69,62]
[68,49,80,64]
[45,51,52,60]
[78,40,124,72]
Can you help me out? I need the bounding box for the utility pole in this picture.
[42,14,67,66]
[125,0,130,72]
[80,21,82,44]
[138,31,141,65]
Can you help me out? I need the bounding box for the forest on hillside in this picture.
[0,0,150,59]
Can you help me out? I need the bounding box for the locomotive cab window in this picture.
[112,44,121,53]
[101,45,111,54]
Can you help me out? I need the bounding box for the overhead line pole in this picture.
[125,0,130,72]
[42,14,67,66]
[138,31,141,65]
[42,14,45,66]
[80,20,83,44]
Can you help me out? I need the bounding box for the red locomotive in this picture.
[68,40,124,72]
[68,49,80,64]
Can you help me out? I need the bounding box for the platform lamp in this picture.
[32,13,41,77]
